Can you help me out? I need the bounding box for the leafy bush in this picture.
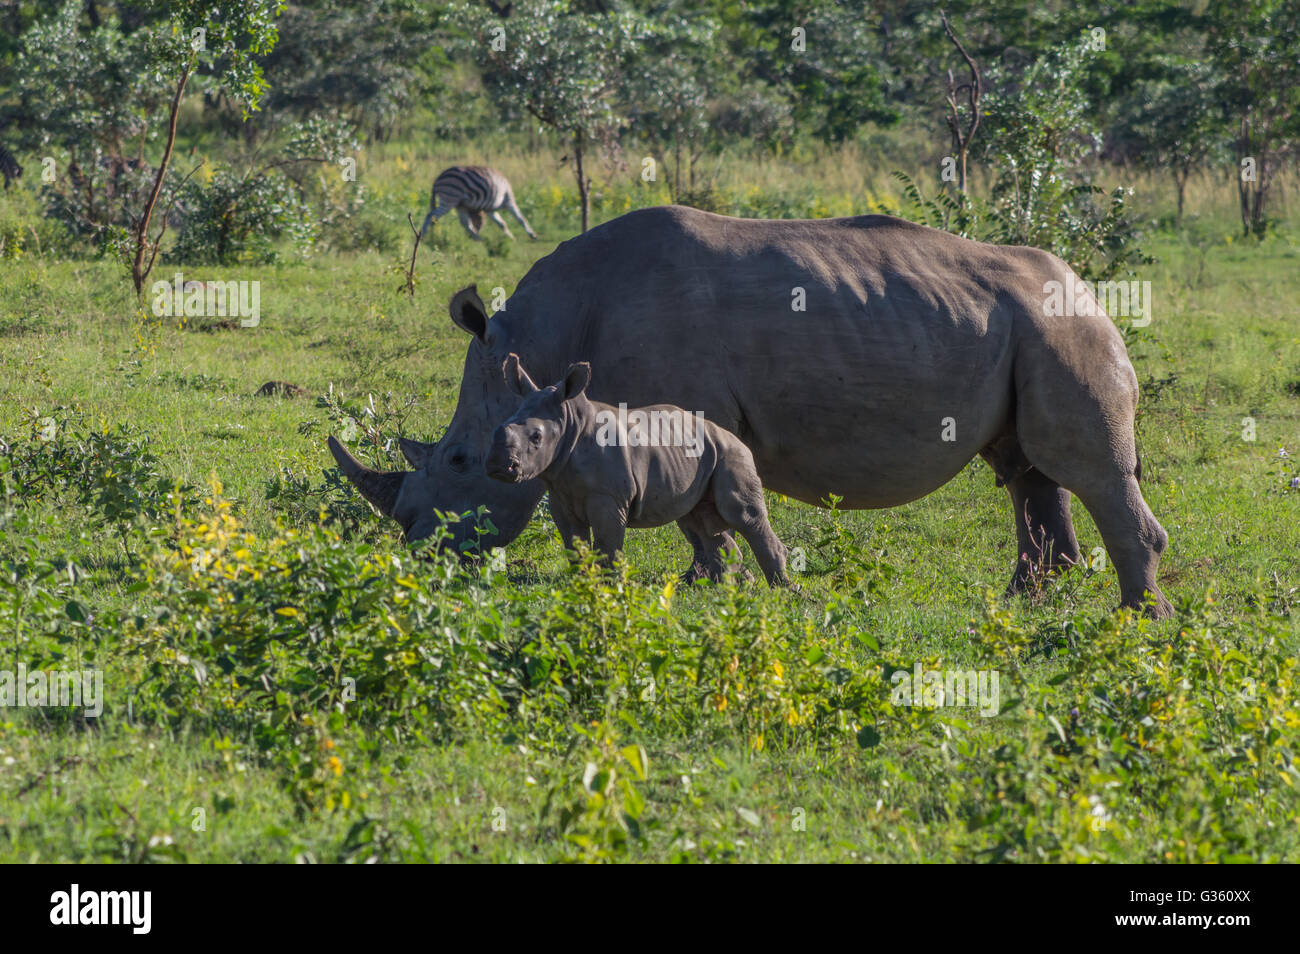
[891,38,1150,283]
[0,496,95,673]
[3,402,1295,859]
[0,407,197,547]
[909,593,1300,862]
[172,167,316,265]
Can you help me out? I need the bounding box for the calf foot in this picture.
[680,561,711,585]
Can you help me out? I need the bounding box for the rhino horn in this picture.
[399,436,438,469]
[327,435,407,518]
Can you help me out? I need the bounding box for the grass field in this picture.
[0,164,1298,862]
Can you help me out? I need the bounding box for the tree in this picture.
[625,14,724,202]
[455,0,646,232]
[939,10,980,194]
[12,3,171,240]
[715,0,898,146]
[240,0,443,141]
[1205,0,1300,238]
[12,1,284,292]
[896,35,1149,282]
[1110,64,1220,223]
[123,1,284,293]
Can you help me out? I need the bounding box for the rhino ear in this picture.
[559,362,592,401]
[450,285,489,342]
[503,353,539,396]
[398,436,438,469]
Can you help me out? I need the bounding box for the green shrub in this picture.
[172,167,317,265]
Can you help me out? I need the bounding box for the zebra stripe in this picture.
[0,141,21,189]
[421,165,537,241]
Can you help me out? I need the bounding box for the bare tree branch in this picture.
[940,10,981,194]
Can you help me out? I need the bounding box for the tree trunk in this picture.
[1236,116,1252,238]
[132,65,191,295]
[673,133,681,201]
[573,137,590,233]
[1250,145,1272,238]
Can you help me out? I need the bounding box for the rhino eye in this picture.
[529,430,542,445]
[448,448,469,472]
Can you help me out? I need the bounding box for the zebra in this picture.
[420,166,537,241]
[0,140,21,189]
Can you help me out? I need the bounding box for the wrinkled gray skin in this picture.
[485,355,788,585]
[328,205,1172,617]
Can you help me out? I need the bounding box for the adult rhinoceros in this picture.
[328,206,1172,617]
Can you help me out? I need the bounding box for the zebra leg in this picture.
[489,211,515,240]
[457,208,483,240]
[505,195,538,240]
[420,200,454,239]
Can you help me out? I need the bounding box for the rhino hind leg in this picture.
[1010,354,1173,619]
[1070,477,1172,618]
[982,436,1082,595]
[676,512,750,584]
[707,464,789,587]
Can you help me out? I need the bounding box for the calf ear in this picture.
[503,353,539,396]
[559,362,592,401]
[450,285,489,342]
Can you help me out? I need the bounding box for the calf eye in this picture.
[529,430,542,445]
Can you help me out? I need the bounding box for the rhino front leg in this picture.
[548,498,584,554]
[584,495,627,569]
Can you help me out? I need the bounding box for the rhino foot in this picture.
[679,561,754,586]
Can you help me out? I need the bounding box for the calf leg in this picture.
[677,511,747,583]
[584,495,627,568]
[548,497,584,554]
[708,463,788,586]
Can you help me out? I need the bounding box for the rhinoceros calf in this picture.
[329,205,1173,618]
[485,355,788,585]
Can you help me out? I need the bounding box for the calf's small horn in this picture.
[327,435,407,518]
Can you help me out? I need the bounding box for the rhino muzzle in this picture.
[484,444,522,482]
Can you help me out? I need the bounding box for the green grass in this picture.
[0,168,1298,863]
